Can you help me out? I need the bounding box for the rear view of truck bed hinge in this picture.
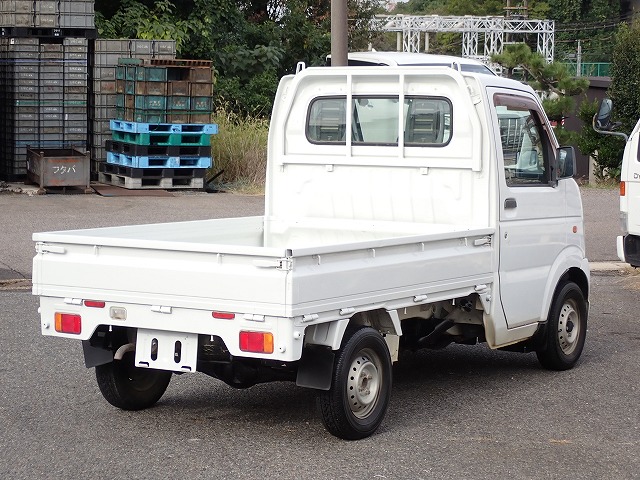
[278,258,293,270]
[473,236,492,247]
[253,258,292,270]
[35,243,66,254]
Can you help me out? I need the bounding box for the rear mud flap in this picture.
[296,346,335,391]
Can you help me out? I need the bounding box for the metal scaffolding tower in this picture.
[374,15,555,63]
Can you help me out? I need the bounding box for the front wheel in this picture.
[317,327,392,440]
[95,352,172,410]
[536,281,587,370]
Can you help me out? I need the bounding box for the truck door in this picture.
[490,90,567,329]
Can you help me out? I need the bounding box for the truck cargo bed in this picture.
[33,216,495,318]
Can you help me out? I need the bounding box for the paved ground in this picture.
[1,184,639,479]
[580,186,622,263]
[0,184,625,282]
[0,187,264,282]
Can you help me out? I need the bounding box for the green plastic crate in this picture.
[134,95,167,111]
[168,96,190,110]
[136,66,168,82]
[191,96,213,112]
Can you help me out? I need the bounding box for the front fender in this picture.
[539,245,589,322]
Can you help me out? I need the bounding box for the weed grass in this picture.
[209,109,269,194]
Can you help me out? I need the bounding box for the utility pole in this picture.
[331,0,348,66]
[576,40,582,77]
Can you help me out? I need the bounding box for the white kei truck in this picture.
[33,61,590,440]
[593,98,640,267]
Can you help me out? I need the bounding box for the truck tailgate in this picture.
[33,217,291,315]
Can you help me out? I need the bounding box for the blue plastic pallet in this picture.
[107,151,212,169]
[110,119,218,135]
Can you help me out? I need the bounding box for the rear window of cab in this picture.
[307,96,452,147]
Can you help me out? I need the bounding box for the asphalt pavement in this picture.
[0,184,626,281]
[1,185,638,479]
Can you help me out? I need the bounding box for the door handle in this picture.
[504,198,517,209]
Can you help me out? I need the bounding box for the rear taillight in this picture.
[239,331,273,354]
[54,313,81,334]
[84,300,105,308]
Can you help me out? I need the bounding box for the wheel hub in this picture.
[347,353,380,418]
[558,301,579,355]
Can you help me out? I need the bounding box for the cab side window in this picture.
[494,94,552,186]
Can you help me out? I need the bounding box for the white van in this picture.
[328,51,496,75]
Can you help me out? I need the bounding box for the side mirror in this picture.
[592,98,629,141]
[595,98,613,130]
[557,146,576,179]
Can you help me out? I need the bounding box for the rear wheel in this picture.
[95,351,172,410]
[536,281,587,370]
[317,327,392,440]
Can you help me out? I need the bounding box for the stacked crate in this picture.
[0,37,89,179]
[115,59,214,125]
[90,39,177,173]
[0,38,39,178]
[0,0,94,182]
[0,0,95,31]
[100,59,216,189]
[43,38,89,148]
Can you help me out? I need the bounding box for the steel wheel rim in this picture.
[347,348,381,419]
[557,298,580,355]
[122,353,162,392]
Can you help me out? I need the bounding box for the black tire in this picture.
[317,327,392,440]
[536,281,587,371]
[95,351,172,410]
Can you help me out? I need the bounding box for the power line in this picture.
[555,10,639,32]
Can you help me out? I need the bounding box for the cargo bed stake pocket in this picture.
[174,341,182,363]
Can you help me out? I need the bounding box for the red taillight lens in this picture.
[84,300,105,308]
[620,181,626,197]
[54,313,81,334]
[212,311,235,320]
[239,331,273,354]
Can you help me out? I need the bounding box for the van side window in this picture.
[307,96,452,146]
[494,94,552,186]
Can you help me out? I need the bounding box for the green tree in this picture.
[96,0,385,118]
[96,0,193,54]
[392,0,549,16]
[609,21,640,133]
[576,99,625,180]
[575,19,640,181]
[492,44,589,144]
[550,0,620,62]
